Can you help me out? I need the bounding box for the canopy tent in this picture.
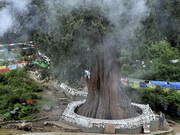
[34,61,48,68]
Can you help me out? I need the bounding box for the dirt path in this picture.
[31,80,72,131]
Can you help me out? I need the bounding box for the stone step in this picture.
[45,120,83,132]
[59,98,69,105]
[56,94,66,98]
[47,110,62,121]
[47,116,60,121]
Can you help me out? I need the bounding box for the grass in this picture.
[0,129,28,135]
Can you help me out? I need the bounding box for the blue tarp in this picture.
[150,81,166,86]
[169,82,180,90]
[8,64,17,70]
[149,81,180,90]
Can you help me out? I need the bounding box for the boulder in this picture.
[18,122,32,131]
[43,104,52,111]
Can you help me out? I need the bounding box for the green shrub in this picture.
[125,87,180,122]
[0,68,42,120]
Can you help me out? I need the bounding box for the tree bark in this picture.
[76,44,138,120]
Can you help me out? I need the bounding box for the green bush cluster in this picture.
[0,68,42,120]
[125,87,180,122]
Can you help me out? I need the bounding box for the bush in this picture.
[125,87,180,122]
[0,68,42,120]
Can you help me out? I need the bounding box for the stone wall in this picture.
[62,100,157,130]
[54,82,87,97]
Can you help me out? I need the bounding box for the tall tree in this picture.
[33,2,143,119]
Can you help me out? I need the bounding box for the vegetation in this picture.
[0,68,42,120]
[0,0,179,121]
[0,129,28,135]
[126,87,180,122]
[121,40,180,81]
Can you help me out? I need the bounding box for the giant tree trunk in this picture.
[76,44,138,120]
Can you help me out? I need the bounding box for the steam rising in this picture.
[0,0,32,37]
[0,0,150,77]
[0,8,13,37]
[0,0,149,45]
[0,0,32,64]
[44,0,149,48]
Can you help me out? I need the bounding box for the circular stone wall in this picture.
[62,100,157,130]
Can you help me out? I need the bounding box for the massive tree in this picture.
[33,1,150,119]
[76,41,139,119]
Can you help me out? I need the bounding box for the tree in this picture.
[141,0,180,48]
[33,2,143,119]
[123,40,180,82]
[76,43,138,119]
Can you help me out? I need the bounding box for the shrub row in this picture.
[125,87,180,123]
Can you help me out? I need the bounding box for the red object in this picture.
[6,44,10,46]
[27,100,33,104]
[16,61,26,65]
[121,78,128,83]
[0,68,9,74]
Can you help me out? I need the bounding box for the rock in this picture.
[0,117,5,122]
[75,118,90,128]
[104,124,115,134]
[44,122,48,125]
[59,98,68,102]
[36,127,44,131]
[59,98,69,105]
[43,104,52,111]
[18,122,32,131]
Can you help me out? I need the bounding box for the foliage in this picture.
[0,68,42,120]
[125,86,180,122]
[142,0,180,48]
[33,5,111,84]
[121,40,180,82]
